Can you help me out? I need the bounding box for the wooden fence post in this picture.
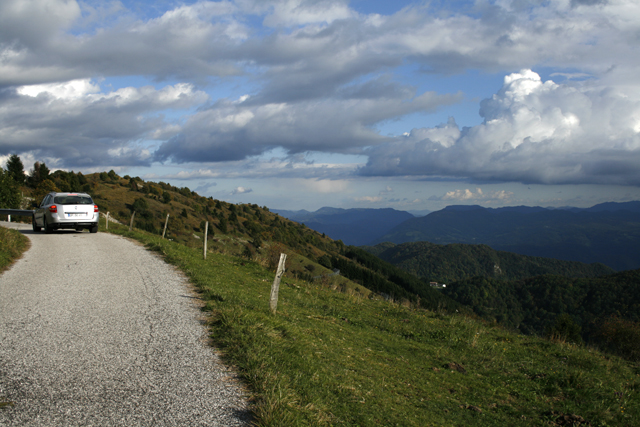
[270,253,287,314]
[203,221,208,260]
[162,213,169,239]
[129,211,135,231]
[105,212,109,230]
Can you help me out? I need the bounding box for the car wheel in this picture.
[90,225,98,233]
[43,218,52,234]
[32,216,41,232]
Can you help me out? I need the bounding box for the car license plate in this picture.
[66,213,83,217]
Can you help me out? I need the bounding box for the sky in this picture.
[1,0,640,213]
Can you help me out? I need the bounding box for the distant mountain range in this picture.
[276,202,640,271]
[373,201,640,271]
[272,207,415,246]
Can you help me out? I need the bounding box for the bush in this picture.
[242,244,255,260]
[0,169,21,209]
[131,197,149,214]
[546,313,583,345]
[593,317,640,362]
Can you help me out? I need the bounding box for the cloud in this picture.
[360,70,640,185]
[0,79,208,167]
[430,188,514,203]
[146,153,360,182]
[355,195,383,202]
[0,0,81,49]
[256,0,355,27]
[2,0,640,187]
[298,178,349,193]
[4,0,638,88]
[153,87,461,163]
[231,186,253,195]
[379,186,393,195]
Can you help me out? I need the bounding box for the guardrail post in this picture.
[270,253,287,314]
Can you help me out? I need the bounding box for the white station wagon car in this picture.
[33,192,99,234]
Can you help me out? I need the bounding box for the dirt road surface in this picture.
[0,222,250,426]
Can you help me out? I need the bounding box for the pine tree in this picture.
[6,154,25,185]
[27,161,50,188]
[0,168,21,208]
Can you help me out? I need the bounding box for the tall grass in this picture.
[105,221,639,426]
[0,225,29,273]
[0,224,29,408]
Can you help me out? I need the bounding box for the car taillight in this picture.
[94,205,99,213]
[49,205,57,213]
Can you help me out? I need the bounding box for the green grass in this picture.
[103,220,640,425]
[0,224,28,409]
[0,224,29,273]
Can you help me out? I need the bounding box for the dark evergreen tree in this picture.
[0,168,21,208]
[27,161,50,188]
[6,154,25,185]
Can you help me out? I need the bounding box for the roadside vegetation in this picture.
[102,218,639,426]
[0,225,29,273]
[1,157,639,424]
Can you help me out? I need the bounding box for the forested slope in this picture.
[442,269,640,340]
[364,241,614,283]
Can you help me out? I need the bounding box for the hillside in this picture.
[20,169,457,313]
[443,269,640,341]
[373,203,640,270]
[2,170,640,425]
[273,207,414,246]
[101,224,640,426]
[363,241,614,283]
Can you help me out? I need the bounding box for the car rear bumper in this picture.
[50,221,98,230]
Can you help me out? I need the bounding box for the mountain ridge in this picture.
[273,206,414,246]
[363,241,615,283]
[373,202,640,270]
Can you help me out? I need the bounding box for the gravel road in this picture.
[0,222,251,426]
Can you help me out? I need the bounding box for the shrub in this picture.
[0,169,21,209]
[593,317,640,362]
[546,313,583,345]
[131,197,149,214]
[242,244,255,260]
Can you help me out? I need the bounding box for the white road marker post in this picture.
[129,211,135,232]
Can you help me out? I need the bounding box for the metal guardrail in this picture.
[0,209,35,217]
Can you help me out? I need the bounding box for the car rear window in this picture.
[54,195,94,205]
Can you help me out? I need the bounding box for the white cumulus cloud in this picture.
[361,70,640,185]
[231,186,253,195]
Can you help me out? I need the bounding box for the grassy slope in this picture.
[0,224,29,273]
[102,218,639,427]
[0,224,29,408]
